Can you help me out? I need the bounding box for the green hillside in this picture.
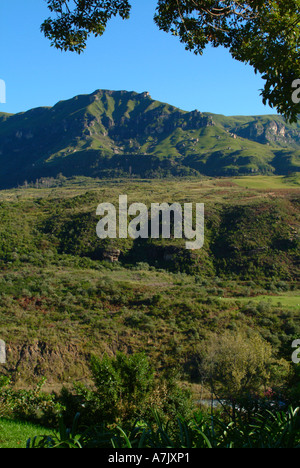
[0,176,298,389]
[0,90,299,188]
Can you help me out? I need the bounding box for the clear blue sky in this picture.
[0,0,276,116]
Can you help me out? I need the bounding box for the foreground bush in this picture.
[59,352,193,428]
[0,377,62,427]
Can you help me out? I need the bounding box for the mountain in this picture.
[0,89,299,188]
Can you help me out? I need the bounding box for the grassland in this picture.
[0,418,46,448]
[233,174,300,190]
[222,292,300,310]
[0,174,298,393]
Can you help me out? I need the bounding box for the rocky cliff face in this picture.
[1,341,90,389]
[233,119,300,147]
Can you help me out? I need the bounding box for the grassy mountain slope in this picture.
[0,90,299,188]
[0,177,298,388]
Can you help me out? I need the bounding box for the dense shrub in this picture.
[0,377,62,427]
[60,352,193,429]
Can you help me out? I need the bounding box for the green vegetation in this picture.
[0,176,298,448]
[0,176,298,385]
[222,293,300,311]
[40,2,300,122]
[0,419,45,448]
[26,406,300,448]
[0,90,299,189]
[1,352,300,448]
[234,174,300,190]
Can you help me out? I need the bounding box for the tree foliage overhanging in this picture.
[41,1,300,122]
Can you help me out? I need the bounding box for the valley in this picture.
[0,175,298,395]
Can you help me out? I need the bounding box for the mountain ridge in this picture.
[0,89,299,188]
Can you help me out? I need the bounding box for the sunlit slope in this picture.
[0,90,299,188]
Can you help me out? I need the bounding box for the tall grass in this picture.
[26,407,300,449]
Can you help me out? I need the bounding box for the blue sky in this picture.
[1,0,276,116]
